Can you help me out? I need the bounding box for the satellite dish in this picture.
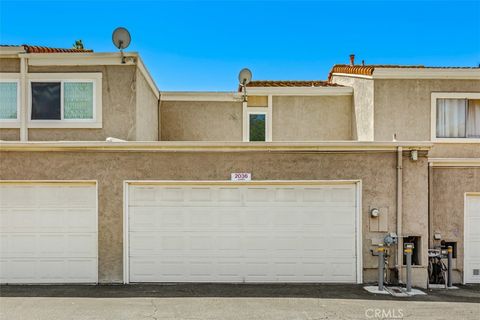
[112,27,131,50]
[238,68,252,86]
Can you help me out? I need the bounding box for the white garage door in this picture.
[465,194,480,284]
[126,181,359,283]
[0,182,98,284]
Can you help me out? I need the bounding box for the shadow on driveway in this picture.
[1,283,479,303]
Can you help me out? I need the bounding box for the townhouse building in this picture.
[0,45,478,287]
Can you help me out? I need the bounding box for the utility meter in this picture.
[383,233,397,246]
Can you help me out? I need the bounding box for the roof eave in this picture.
[245,86,353,96]
[0,46,26,56]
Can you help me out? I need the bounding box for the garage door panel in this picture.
[66,209,96,232]
[0,187,36,207]
[128,183,358,283]
[38,209,66,231]
[273,188,298,202]
[1,233,97,258]
[10,209,38,231]
[2,234,37,257]
[129,207,161,230]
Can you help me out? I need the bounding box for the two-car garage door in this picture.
[126,182,360,283]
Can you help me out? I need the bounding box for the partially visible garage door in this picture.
[465,194,480,284]
[126,181,359,283]
[0,181,98,284]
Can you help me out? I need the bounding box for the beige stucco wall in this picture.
[0,58,20,72]
[135,68,159,141]
[331,76,374,141]
[0,149,429,285]
[272,96,353,141]
[373,79,480,141]
[430,143,480,158]
[27,65,137,141]
[161,101,243,141]
[432,167,480,282]
[0,129,20,141]
[0,63,159,141]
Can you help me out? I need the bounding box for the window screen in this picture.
[0,82,18,119]
[31,82,61,120]
[64,82,94,119]
[249,113,266,141]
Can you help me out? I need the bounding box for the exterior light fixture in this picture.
[411,150,418,161]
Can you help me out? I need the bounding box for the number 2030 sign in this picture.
[231,173,251,181]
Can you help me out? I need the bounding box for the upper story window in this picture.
[28,73,102,128]
[432,93,480,142]
[0,80,19,121]
[249,113,266,141]
[31,81,94,120]
[242,96,272,142]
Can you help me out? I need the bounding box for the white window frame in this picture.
[0,74,21,128]
[431,92,480,143]
[242,95,273,142]
[28,73,102,128]
[246,109,268,142]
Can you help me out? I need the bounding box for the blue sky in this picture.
[1,1,479,91]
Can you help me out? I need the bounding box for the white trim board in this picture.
[373,68,480,79]
[243,106,272,142]
[122,180,363,284]
[429,158,480,167]
[161,91,242,102]
[332,68,480,80]
[136,56,160,100]
[0,141,433,152]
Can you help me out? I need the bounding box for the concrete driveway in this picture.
[1,284,479,320]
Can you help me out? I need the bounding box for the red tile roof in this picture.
[0,44,93,53]
[239,80,341,91]
[328,64,479,81]
[23,45,93,53]
[247,80,341,87]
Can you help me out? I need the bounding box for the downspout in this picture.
[396,146,403,281]
[19,55,28,141]
[428,163,433,248]
[157,97,161,141]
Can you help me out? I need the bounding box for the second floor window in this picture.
[0,82,19,120]
[249,113,266,141]
[31,81,94,120]
[436,98,480,138]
